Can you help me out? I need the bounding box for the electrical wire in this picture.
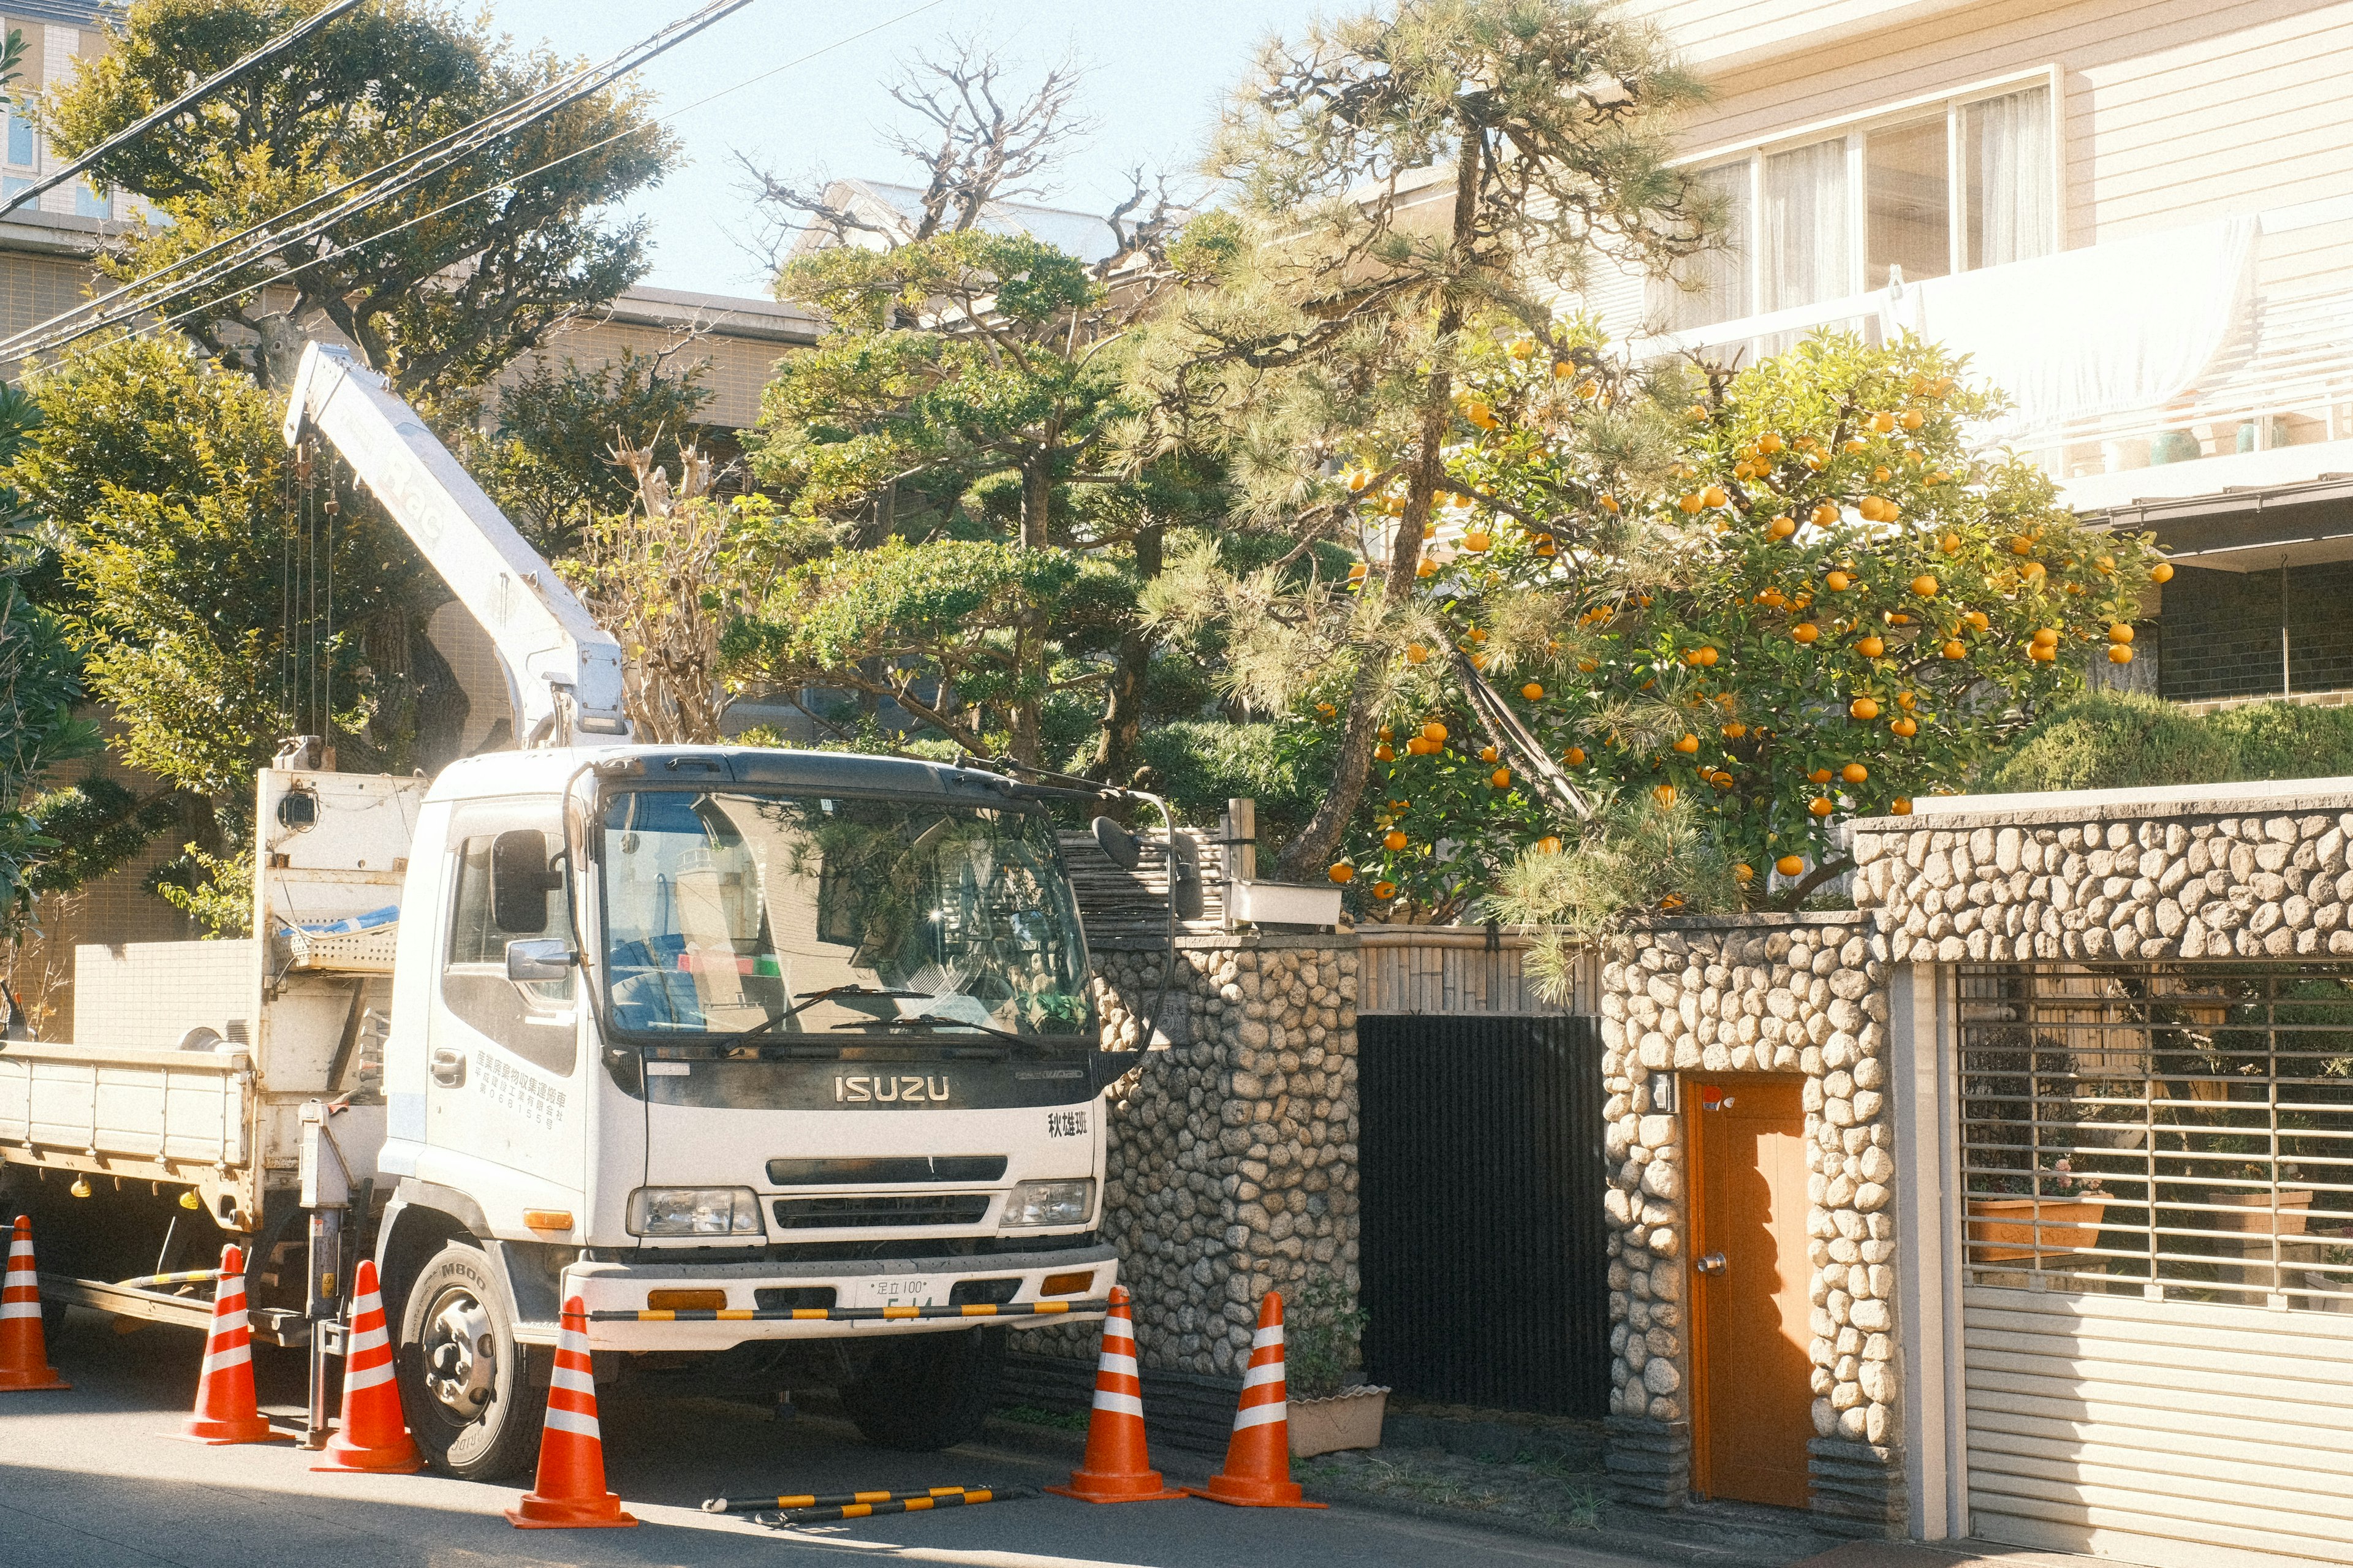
[116,0,956,351]
[0,0,776,362]
[0,0,371,219]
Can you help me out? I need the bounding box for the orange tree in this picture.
[1325,328,2167,920]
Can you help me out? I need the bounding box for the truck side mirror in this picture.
[1091,816,1142,871]
[491,829,559,933]
[506,938,577,983]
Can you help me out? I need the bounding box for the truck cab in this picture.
[374,744,1116,1475]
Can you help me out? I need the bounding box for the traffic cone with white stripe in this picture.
[507,1296,636,1529]
[175,1243,275,1443]
[1185,1290,1325,1509]
[1045,1286,1184,1502]
[1,1214,69,1392]
[313,1259,422,1473]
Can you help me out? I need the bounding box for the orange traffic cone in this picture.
[1045,1286,1184,1502]
[507,1296,636,1529]
[314,1259,422,1473]
[1,1214,69,1392]
[1185,1291,1325,1509]
[176,1243,275,1444]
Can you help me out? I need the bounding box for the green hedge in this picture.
[1984,693,2353,794]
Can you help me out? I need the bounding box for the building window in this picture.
[1651,80,2056,333]
[6,112,33,169]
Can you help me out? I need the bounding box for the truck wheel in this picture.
[839,1328,1006,1451]
[395,1242,545,1480]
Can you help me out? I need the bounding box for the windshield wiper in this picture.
[703,985,930,1050]
[828,1014,1066,1053]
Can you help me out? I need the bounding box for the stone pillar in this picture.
[1597,915,1903,1532]
[1038,934,1360,1378]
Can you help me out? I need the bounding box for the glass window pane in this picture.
[1866,116,1950,286]
[1764,138,1851,311]
[1965,86,2054,269]
[1654,161,1752,331]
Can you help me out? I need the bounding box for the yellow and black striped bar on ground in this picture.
[757,1487,1031,1526]
[706,1486,981,1515]
[589,1297,1110,1324]
[116,1269,224,1291]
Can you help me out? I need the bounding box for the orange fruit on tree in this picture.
[1383,829,1408,852]
[1794,622,1821,643]
[1850,697,1881,720]
[1328,863,1355,884]
[1775,854,1806,876]
[1841,762,1868,784]
[1809,796,1835,817]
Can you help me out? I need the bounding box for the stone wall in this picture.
[1854,800,2353,964]
[1028,935,1361,1380]
[1597,914,1903,1530]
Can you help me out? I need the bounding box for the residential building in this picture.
[1571,4,2353,1561]
[1594,0,2353,710]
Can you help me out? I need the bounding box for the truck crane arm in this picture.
[280,341,632,746]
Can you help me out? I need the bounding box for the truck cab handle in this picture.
[430,1047,466,1087]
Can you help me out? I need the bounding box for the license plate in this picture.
[851,1276,937,1309]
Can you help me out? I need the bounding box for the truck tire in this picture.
[839,1327,1007,1451]
[395,1241,545,1480]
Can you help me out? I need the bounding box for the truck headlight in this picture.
[1002,1178,1094,1228]
[626,1187,763,1237]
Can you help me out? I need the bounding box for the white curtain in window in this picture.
[1966,86,2054,268]
[1764,139,1851,311]
[1657,162,1752,331]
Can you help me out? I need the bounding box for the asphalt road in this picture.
[1,1310,1662,1568]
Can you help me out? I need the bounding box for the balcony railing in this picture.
[1619,195,2353,515]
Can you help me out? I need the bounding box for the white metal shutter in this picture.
[1963,1282,2353,1566]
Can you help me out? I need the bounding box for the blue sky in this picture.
[487,0,1329,298]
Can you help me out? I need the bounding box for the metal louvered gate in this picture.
[1358,1013,1608,1415]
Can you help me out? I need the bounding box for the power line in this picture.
[0,0,770,363]
[126,0,956,348]
[0,0,371,221]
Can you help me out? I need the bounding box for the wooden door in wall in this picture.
[1686,1074,1814,1509]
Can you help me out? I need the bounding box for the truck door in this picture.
[422,799,588,1227]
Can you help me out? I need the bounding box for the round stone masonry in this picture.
[1851,808,2353,966]
[1598,913,1899,1511]
[1054,936,1362,1380]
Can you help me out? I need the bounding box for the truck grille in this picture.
[771,1194,993,1230]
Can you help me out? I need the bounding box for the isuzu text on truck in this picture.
[0,343,1205,1477]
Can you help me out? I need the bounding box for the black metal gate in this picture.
[1358,1013,1608,1416]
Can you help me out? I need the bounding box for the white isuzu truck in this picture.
[0,343,1158,1478]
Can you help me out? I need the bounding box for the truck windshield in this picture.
[597,789,1093,1047]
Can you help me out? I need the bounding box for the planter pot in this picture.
[1287,1385,1389,1457]
[1966,1195,2110,1263]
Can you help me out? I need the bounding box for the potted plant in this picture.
[1283,1273,1385,1457]
[1966,1159,2110,1263]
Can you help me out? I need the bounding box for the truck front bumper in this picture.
[561,1243,1118,1351]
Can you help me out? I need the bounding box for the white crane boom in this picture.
[280,341,632,746]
